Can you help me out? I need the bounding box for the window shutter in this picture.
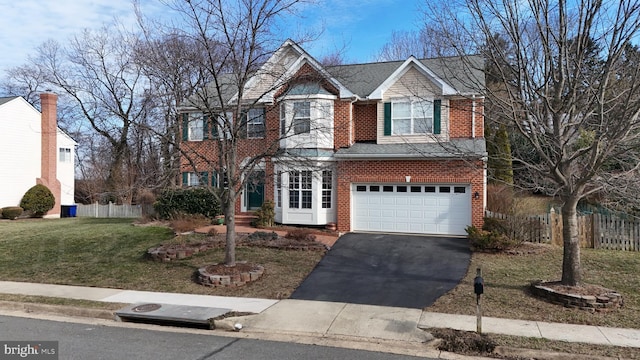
[182,172,188,186]
[212,170,218,187]
[182,113,189,141]
[200,171,209,186]
[239,111,248,139]
[383,102,391,136]
[433,99,441,135]
[212,116,219,138]
[203,115,209,140]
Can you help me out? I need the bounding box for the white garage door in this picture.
[352,184,471,236]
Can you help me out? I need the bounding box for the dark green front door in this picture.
[247,171,264,210]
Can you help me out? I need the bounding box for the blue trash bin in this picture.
[68,205,77,217]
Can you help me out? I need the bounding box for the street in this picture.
[0,315,433,360]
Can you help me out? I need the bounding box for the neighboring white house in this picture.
[0,93,76,217]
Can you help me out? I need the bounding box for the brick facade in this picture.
[180,45,486,234]
[335,159,485,233]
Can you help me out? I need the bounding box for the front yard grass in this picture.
[0,218,323,299]
[427,244,640,329]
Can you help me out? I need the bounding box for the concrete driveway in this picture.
[290,233,471,309]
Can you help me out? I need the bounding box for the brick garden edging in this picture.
[197,263,264,287]
[530,281,623,312]
[147,241,221,262]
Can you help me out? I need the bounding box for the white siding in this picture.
[57,131,76,205]
[376,66,450,144]
[0,98,42,208]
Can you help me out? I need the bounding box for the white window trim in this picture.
[391,98,434,135]
[59,148,72,162]
[246,108,266,139]
[188,112,204,141]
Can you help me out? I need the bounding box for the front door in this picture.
[246,171,265,210]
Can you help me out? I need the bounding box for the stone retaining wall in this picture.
[530,282,623,312]
[197,264,264,287]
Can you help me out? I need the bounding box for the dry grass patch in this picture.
[427,244,640,329]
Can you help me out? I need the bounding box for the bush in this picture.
[252,200,275,227]
[247,231,279,242]
[154,188,221,220]
[285,228,317,242]
[1,206,23,220]
[466,225,517,252]
[20,184,55,217]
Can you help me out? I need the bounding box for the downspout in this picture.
[471,95,476,139]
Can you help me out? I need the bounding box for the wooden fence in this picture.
[76,202,154,218]
[485,210,640,251]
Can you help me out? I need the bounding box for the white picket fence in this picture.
[76,202,154,218]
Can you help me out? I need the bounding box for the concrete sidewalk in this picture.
[0,280,639,350]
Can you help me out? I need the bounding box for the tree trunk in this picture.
[224,187,237,266]
[561,197,581,286]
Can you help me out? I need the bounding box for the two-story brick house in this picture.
[180,40,486,236]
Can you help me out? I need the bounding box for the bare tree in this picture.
[424,0,640,285]
[33,25,153,203]
[147,0,317,266]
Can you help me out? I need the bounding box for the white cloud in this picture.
[0,0,166,72]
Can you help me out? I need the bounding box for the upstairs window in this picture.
[187,112,204,141]
[293,101,311,134]
[246,108,265,139]
[59,148,72,162]
[384,99,441,136]
[392,100,432,135]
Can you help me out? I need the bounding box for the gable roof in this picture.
[326,55,484,99]
[0,96,21,106]
[182,41,485,110]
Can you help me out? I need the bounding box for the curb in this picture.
[0,300,115,320]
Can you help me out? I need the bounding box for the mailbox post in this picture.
[474,267,484,334]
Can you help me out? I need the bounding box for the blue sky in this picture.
[0,0,424,73]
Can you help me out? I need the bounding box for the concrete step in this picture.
[235,213,257,226]
[115,303,231,329]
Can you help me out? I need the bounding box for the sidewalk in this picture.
[0,280,639,350]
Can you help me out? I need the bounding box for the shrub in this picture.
[285,228,317,242]
[466,225,517,252]
[252,200,275,227]
[1,206,23,220]
[154,188,221,220]
[247,231,279,242]
[20,184,55,217]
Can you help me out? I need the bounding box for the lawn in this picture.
[2,218,639,359]
[427,244,640,329]
[0,218,324,299]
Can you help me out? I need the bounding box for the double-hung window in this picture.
[289,170,312,209]
[293,101,311,134]
[183,172,208,187]
[246,108,265,139]
[321,170,332,209]
[59,148,72,162]
[276,171,282,208]
[188,112,204,140]
[391,100,433,135]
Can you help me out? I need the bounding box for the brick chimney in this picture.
[37,92,62,217]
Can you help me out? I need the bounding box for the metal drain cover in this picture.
[131,303,162,313]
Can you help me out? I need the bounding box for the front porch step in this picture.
[235,213,257,226]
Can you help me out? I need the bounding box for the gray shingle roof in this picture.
[327,55,485,98]
[0,96,20,106]
[334,138,487,159]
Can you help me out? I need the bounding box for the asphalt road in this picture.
[0,315,432,360]
[291,233,471,308]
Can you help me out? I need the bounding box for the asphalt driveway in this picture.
[290,233,471,309]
